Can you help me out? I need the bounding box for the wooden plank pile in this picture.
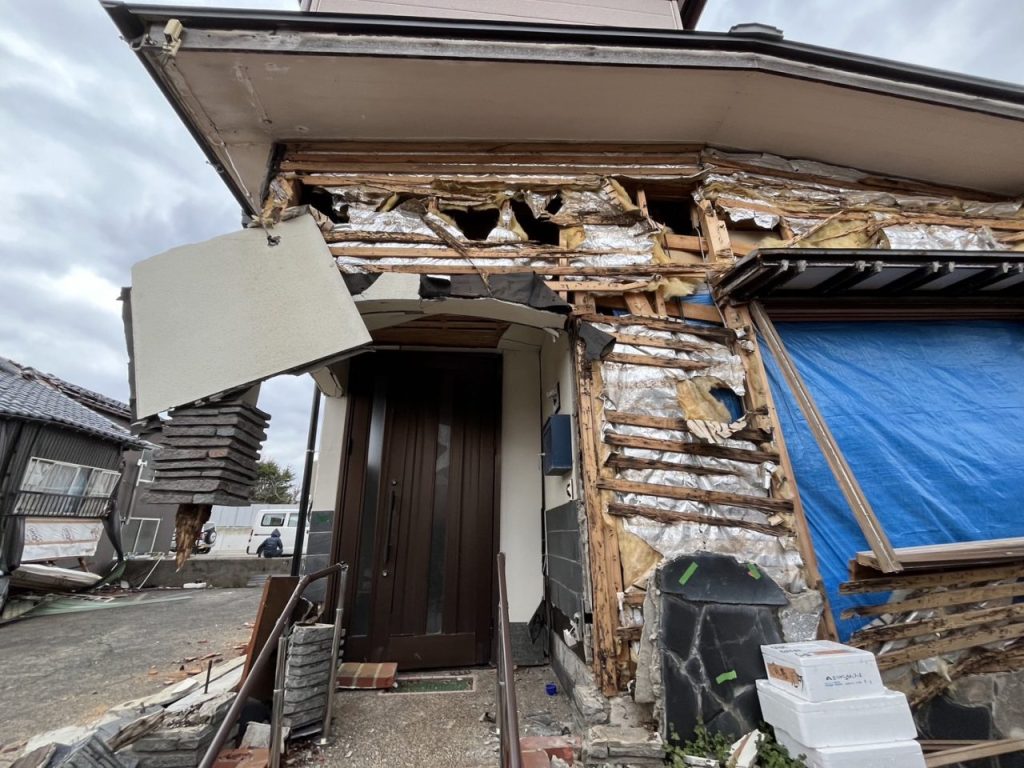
[843,543,1024,704]
[145,401,270,506]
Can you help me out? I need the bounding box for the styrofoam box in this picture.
[761,640,883,702]
[775,728,926,768]
[756,680,917,748]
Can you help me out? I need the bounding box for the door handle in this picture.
[383,480,397,576]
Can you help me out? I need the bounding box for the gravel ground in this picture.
[0,587,261,748]
[288,665,576,768]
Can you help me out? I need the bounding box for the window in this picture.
[286,513,299,528]
[137,449,156,484]
[261,513,286,527]
[15,458,121,517]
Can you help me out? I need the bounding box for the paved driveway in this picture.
[0,588,260,748]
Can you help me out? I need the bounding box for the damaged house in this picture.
[0,358,147,608]
[103,0,1024,759]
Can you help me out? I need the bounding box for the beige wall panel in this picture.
[130,215,371,417]
[500,348,545,622]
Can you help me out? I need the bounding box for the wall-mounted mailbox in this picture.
[542,414,573,476]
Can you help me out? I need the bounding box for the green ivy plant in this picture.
[665,723,807,768]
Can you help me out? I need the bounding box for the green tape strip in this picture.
[747,563,762,580]
[678,561,699,587]
[715,670,738,685]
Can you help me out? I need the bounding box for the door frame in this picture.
[328,350,503,668]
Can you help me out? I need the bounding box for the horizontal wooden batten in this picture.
[609,333,707,354]
[841,562,1024,594]
[851,603,1024,646]
[598,478,792,514]
[603,352,710,371]
[856,538,1024,570]
[607,501,786,537]
[604,411,772,444]
[547,280,655,293]
[664,233,753,258]
[339,263,709,277]
[578,313,736,344]
[604,432,778,465]
[285,162,702,177]
[876,622,1024,670]
[606,453,739,477]
[842,580,1024,619]
[615,625,643,641]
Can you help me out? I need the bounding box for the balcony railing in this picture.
[8,490,112,519]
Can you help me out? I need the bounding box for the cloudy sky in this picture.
[1,0,1021,474]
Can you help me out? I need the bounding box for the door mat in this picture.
[386,675,475,695]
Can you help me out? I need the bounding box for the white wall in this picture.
[499,348,545,622]
[540,331,577,511]
[311,392,349,511]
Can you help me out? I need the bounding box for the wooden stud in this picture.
[574,328,625,695]
[693,200,734,263]
[721,302,838,640]
[652,288,668,316]
[751,302,901,575]
[623,293,656,316]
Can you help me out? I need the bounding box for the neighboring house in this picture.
[22,365,177,560]
[0,358,147,604]
[105,0,1024,755]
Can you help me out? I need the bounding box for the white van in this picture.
[246,508,308,556]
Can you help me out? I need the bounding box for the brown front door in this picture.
[337,352,500,669]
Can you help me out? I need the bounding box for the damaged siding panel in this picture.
[129,214,371,418]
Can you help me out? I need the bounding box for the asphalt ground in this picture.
[0,587,261,748]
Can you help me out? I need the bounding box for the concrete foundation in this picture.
[123,556,288,589]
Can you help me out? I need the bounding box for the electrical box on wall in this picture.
[542,414,573,476]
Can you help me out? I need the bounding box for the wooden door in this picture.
[337,352,501,669]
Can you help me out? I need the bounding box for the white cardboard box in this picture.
[756,680,917,748]
[761,640,883,702]
[775,728,926,768]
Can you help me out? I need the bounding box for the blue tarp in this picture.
[760,321,1024,638]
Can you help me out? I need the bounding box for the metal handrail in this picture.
[198,562,348,768]
[7,490,110,518]
[496,552,523,768]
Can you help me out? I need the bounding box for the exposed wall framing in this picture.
[260,141,1024,701]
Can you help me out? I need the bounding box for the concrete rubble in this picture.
[0,659,243,768]
[282,624,334,731]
